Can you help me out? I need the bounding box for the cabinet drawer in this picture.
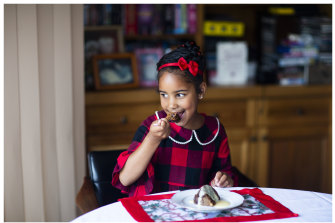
[260,97,330,126]
[86,102,160,139]
[87,103,160,132]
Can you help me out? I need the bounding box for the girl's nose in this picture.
[168,97,178,110]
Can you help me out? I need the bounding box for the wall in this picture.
[4,4,85,221]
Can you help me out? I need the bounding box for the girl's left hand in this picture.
[210,171,233,187]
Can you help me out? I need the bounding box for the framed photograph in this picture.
[84,26,125,90]
[93,53,139,90]
[135,48,164,87]
[85,26,124,57]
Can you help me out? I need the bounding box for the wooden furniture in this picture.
[86,89,160,151]
[85,85,332,193]
[254,85,332,193]
[198,86,262,178]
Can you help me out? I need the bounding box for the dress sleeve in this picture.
[210,123,239,186]
[111,122,155,197]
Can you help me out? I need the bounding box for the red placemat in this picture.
[119,188,299,222]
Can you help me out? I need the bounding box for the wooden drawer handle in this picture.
[296,108,305,116]
[120,116,128,124]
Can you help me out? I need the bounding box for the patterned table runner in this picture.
[119,188,298,222]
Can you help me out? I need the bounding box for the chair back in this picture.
[232,166,258,187]
[88,150,127,206]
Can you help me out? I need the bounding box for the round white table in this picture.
[72,187,332,222]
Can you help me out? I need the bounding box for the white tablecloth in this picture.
[72,187,332,222]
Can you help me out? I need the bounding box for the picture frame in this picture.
[93,53,139,90]
[85,26,124,56]
[135,48,164,87]
[84,26,125,90]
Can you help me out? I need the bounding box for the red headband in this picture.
[158,57,202,77]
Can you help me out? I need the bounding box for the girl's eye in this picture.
[160,93,168,98]
[176,93,185,98]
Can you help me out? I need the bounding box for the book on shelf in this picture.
[164,4,175,34]
[278,57,309,67]
[124,4,138,35]
[103,4,112,25]
[152,5,164,35]
[180,4,187,34]
[88,5,99,26]
[277,66,307,86]
[173,4,180,34]
[111,5,122,25]
[84,5,90,26]
[84,4,123,26]
[187,4,197,34]
[137,4,154,35]
[173,4,185,34]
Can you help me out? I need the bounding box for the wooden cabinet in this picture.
[266,127,329,191]
[254,85,332,193]
[86,89,160,151]
[198,86,261,178]
[85,85,332,193]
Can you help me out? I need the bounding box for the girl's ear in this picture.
[198,82,207,99]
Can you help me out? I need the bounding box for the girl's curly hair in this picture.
[156,41,206,94]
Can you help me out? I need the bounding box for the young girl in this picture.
[112,41,238,197]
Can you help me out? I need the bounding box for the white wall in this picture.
[4,4,85,221]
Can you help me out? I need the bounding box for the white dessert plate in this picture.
[171,188,244,212]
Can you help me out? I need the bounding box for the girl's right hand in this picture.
[119,118,170,187]
[148,118,170,142]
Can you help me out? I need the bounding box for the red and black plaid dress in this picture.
[112,110,238,197]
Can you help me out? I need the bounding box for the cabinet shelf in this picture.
[85,25,122,31]
[124,33,196,41]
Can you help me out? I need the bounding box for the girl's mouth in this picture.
[177,111,184,119]
[166,111,185,123]
[176,111,185,122]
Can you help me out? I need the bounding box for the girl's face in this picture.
[158,71,205,129]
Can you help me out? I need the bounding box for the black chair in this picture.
[232,166,258,187]
[88,150,128,207]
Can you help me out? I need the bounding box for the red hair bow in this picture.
[177,57,199,77]
[158,57,201,77]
